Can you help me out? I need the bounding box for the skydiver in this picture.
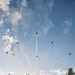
[17,42,19,44]
[6,52,8,54]
[69,53,71,55]
[36,32,38,34]
[51,41,53,44]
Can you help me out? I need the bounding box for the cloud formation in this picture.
[0,68,15,75]
[2,35,17,56]
[50,69,68,75]
[0,0,10,11]
[21,0,27,7]
[62,18,73,34]
[42,20,54,35]
[11,11,22,25]
[0,72,5,75]
[30,69,68,75]
[0,0,55,36]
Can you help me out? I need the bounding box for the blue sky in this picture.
[0,0,75,75]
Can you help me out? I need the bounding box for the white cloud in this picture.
[30,69,67,75]
[54,69,68,75]
[0,68,15,75]
[21,0,27,7]
[8,72,15,74]
[2,35,17,56]
[5,29,10,34]
[0,70,15,75]
[50,69,68,75]
[0,69,5,75]
[73,68,75,72]
[0,0,10,11]
[62,18,73,34]
[42,20,54,35]
[7,29,10,32]
[0,18,3,26]
[28,70,49,75]
[40,70,47,73]
[11,11,22,25]
[0,72,5,75]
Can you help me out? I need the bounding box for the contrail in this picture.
[20,46,33,72]
[36,32,38,75]
[17,42,33,73]
[49,55,68,68]
[40,41,53,70]
[11,56,28,72]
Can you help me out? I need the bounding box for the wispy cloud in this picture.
[49,0,55,8]
[24,31,28,36]
[61,18,73,34]
[32,0,55,35]
[11,11,22,25]
[42,20,54,35]
[0,0,28,31]
[21,0,27,7]
[0,0,55,36]
[0,0,10,11]
[0,18,3,26]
